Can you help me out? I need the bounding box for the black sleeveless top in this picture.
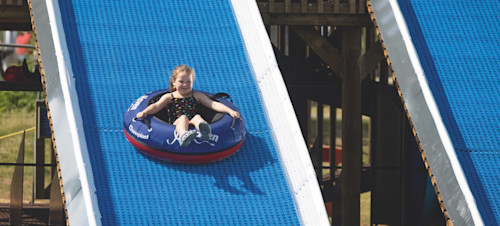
[167,92,199,124]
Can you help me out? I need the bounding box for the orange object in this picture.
[16,32,32,55]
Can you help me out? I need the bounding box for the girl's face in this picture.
[173,71,194,95]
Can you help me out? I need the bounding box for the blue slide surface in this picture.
[396,0,500,224]
[57,0,299,224]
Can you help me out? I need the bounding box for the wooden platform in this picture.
[0,203,49,225]
[0,0,31,31]
[0,81,43,91]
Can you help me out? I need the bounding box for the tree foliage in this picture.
[0,91,38,113]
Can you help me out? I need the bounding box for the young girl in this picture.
[136,65,240,147]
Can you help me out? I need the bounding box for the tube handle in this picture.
[133,117,152,131]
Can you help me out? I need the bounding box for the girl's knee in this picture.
[190,114,205,124]
[179,115,190,121]
[174,115,189,124]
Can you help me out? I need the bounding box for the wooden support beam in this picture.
[301,0,307,13]
[35,100,51,199]
[49,170,65,225]
[312,104,324,180]
[260,13,372,27]
[1,0,25,5]
[358,0,366,14]
[10,132,25,226]
[329,107,337,181]
[0,81,43,91]
[269,0,275,13]
[359,40,384,80]
[349,0,357,14]
[258,0,366,14]
[317,0,324,13]
[291,26,343,74]
[0,4,31,30]
[334,0,341,14]
[380,57,389,84]
[340,27,362,226]
[288,85,342,107]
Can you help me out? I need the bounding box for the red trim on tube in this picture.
[125,131,243,164]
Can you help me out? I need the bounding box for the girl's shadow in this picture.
[150,133,277,195]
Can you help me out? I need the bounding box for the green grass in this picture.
[361,192,371,226]
[0,108,52,203]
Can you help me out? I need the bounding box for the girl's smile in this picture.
[174,71,194,96]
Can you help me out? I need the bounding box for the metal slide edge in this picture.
[368,0,483,225]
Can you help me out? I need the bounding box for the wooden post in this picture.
[330,107,337,180]
[334,0,341,14]
[301,0,307,13]
[380,57,389,84]
[317,103,324,180]
[349,0,357,14]
[340,27,362,226]
[35,100,48,199]
[50,169,65,225]
[10,132,25,226]
[269,0,275,13]
[318,0,324,13]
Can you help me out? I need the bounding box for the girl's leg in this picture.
[190,114,211,141]
[174,115,197,146]
[173,115,189,135]
[189,114,205,131]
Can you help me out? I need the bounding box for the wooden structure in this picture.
[0,1,65,225]
[259,0,381,225]
[258,0,444,225]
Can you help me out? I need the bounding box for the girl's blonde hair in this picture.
[169,65,195,91]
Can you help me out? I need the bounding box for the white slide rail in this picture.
[30,0,101,225]
[231,1,330,225]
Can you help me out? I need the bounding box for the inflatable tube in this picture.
[123,89,246,164]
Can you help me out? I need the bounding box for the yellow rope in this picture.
[0,127,36,140]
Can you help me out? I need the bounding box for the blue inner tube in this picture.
[123,89,246,163]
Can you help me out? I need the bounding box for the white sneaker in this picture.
[179,130,197,147]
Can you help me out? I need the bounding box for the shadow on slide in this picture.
[141,133,278,196]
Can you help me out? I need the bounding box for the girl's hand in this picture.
[136,111,145,119]
[229,110,241,119]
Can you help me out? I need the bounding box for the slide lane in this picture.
[31,0,328,225]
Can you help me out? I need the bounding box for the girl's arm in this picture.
[136,93,171,118]
[196,92,241,118]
